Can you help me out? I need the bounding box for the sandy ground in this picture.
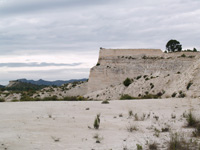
[0,98,199,150]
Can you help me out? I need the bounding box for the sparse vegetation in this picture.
[178,91,186,98]
[180,54,186,57]
[148,142,158,150]
[171,114,176,119]
[150,83,154,89]
[20,95,87,102]
[186,111,199,127]
[101,100,109,104]
[120,92,164,100]
[143,75,148,79]
[128,110,133,117]
[136,144,143,150]
[136,75,142,80]
[188,55,195,58]
[154,128,160,137]
[186,81,193,90]
[134,113,139,121]
[142,56,164,59]
[123,78,132,87]
[167,132,200,150]
[171,92,177,98]
[193,123,200,137]
[162,127,169,132]
[127,124,138,132]
[142,55,147,59]
[94,114,101,129]
[153,116,159,121]
[0,98,5,102]
[145,78,150,81]
[120,94,134,100]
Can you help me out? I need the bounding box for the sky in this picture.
[0,0,200,85]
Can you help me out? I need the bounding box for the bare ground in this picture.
[0,98,199,150]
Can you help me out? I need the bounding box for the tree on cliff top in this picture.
[166,39,182,52]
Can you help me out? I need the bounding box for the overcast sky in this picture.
[0,0,200,85]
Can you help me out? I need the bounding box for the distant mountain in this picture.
[6,80,46,91]
[17,78,88,86]
[0,85,5,88]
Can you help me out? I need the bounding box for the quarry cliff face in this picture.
[86,48,200,100]
[88,49,164,93]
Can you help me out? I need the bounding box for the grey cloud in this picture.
[0,62,82,67]
[0,0,200,84]
[0,0,119,16]
[0,0,199,53]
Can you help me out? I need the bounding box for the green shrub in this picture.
[62,96,86,101]
[128,110,133,117]
[149,142,158,150]
[94,114,101,129]
[101,100,109,104]
[171,92,177,97]
[43,95,58,101]
[161,127,169,132]
[142,55,147,59]
[156,92,163,97]
[127,124,138,132]
[188,55,195,58]
[150,83,154,89]
[11,99,19,102]
[96,63,100,66]
[186,81,193,90]
[168,133,184,150]
[0,98,5,102]
[120,94,134,100]
[193,123,200,137]
[120,93,161,100]
[179,93,186,98]
[180,54,186,57]
[143,75,148,78]
[167,132,200,150]
[186,111,199,127]
[136,75,142,80]
[136,144,143,150]
[123,78,132,87]
[20,95,34,101]
[143,94,160,99]
[178,91,186,98]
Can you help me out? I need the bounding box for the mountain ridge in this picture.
[17,78,88,86]
[0,85,5,88]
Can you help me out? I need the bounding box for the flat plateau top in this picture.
[99,48,163,57]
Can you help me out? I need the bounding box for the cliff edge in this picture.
[86,48,200,100]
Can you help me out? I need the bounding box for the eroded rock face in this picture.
[86,49,200,99]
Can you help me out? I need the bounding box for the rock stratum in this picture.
[85,48,200,100]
